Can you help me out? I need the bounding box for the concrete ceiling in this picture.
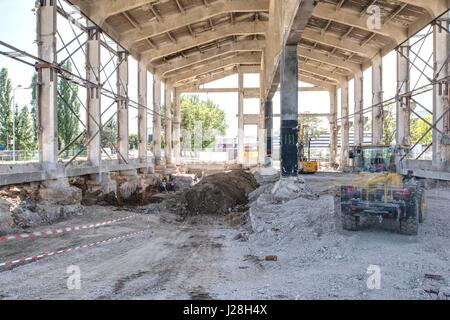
[69,0,449,91]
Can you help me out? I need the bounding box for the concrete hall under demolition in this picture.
[0,0,450,300]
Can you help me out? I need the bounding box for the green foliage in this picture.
[180,95,227,150]
[14,104,34,152]
[411,114,432,145]
[101,119,117,149]
[129,134,139,150]
[382,104,433,146]
[30,73,38,146]
[0,68,13,149]
[382,103,396,145]
[298,115,327,141]
[57,61,81,150]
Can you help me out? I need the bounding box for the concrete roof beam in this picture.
[313,2,406,45]
[142,21,267,63]
[299,47,362,75]
[155,40,265,77]
[302,29,377,59]
[168,53,261,84]
[120,0,269,47]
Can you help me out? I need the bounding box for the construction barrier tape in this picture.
[0,215,137,243]
[0,230,147,269]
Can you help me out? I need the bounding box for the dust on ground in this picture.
[0,172,449,300]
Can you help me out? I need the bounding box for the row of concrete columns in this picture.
[335,16,449,170]
[149,79,181,168]
[36,1,181,172]
[35,1,449,174]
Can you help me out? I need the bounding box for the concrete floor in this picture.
[0,172,449,300]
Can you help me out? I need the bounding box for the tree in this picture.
[101,118,117,150]
[57,61,81,150]
[411,115,433,145]
[129,134,138,150]
[298,115,327,141]
[14,104,34,152]
[0,68,13,149]
[382,103,396,146]
[180,95,227,150]
[30,73,38,146]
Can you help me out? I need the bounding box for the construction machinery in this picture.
[298,125,319,174]
[349,145,397,173]
[338,145,426,235]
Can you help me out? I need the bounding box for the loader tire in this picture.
[400,217,418,235]
[400,199,419,235]
[342,214,360,231]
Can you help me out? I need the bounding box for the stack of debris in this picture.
[0,179,84,234]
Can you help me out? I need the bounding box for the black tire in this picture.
[342,213,360,231]
[400,199,419,235]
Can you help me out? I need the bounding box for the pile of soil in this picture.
[184,170,259,215]
[149,170,259,216]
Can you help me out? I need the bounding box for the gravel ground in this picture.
[0,172,449,300]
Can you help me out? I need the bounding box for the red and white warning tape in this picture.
[0,214,137,243]
[0,230,147,269]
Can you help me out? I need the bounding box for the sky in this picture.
[0,0,435,141]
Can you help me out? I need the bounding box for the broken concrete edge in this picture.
[0,171,165,235]
[0,159,155,187]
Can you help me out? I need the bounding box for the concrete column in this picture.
[138,61,147,162]
[354,73,364,146]
[173,89,181,165]
[372,53,384,145]
[265,99,273,159]
[37,1,57,168]
[396,43,411,163]
[237,71,244,164]
[329,87,338,165]
[280,45,299,177]
[117,51,129,163]
[340,80,350,168]
[258,96,266,166]
[432,15,450,170]
[86,23,101,167]
[152,76,162,166]
[164,83,173,166]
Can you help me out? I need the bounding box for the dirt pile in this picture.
[148,170,259,216]
[184,170,259,215]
